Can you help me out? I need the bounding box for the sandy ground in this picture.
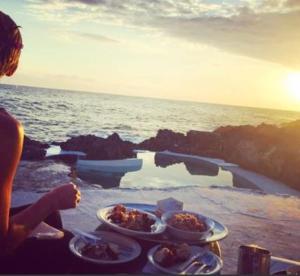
[12,187,300,274]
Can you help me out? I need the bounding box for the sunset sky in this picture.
[1,0,300,111]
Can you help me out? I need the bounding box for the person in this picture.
[0,10,81,273]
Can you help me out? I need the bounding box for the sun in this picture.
[285,72,300,100]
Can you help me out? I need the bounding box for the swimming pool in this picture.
[76,151,259,191]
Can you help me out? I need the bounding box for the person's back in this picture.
[0,10,26,253]
[0,10,81,272]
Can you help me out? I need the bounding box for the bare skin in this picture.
[0,10,81,255]
[0,108,24,251]
[0,109,81,255]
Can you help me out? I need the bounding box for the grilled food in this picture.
[81,242,119,260]
[153,243,191,267]
[168,213,206,232]
[108,204,155,232]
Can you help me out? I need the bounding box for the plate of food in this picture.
[161,210,215,241]
[96,203,228,245]
[69,230,142,265]
[148,243,223,275]
[97,204,167,237]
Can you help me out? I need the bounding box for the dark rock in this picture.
[59,133,136,160]
[19,119,300,191]
[107,132,122,143]
[154,153,182,168]
[214,122,300,191]
[139,123,300,191]
[21,136,48,161]
[184,130,222,157]
[60,134,104,152]
[139,129,221,157]
[154,152,219,176]
[184,161,219,176]
[139,129,186,151]
[51,141,61,146]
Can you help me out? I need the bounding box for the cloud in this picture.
[26,0,300,69]
[153,8,300,69]
[285,0,300,7]
[72,31,120,43]
[26,0,226,21]
[74,0,106,4]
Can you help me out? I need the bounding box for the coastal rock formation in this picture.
[184,130,222,157]
[214,121,300,190]
[139,129,186,152]
[154,152,181,168]
[139,129,221,157]
[59,133,136,160]
[19,120,300,191]
[139,122,300,191]
[21,135,48,161]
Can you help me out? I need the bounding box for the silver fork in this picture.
[180,252,215,275]
[73,229,102,245]
[177,252,204,272]
[194,252,216,274]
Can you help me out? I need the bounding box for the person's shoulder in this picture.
[0,109,23,139]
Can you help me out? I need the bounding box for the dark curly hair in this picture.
[0,11,23,77]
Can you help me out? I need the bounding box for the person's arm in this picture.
[5,184,80,253]
[0,110,81,253]
[0,109,24,251]
[6,183,80,252]
[11,183,80,232]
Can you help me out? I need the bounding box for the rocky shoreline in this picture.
[22,120,300,192]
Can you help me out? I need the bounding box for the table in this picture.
[11,193,300,274]
[68,229,222,274]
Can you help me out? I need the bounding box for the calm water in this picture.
[75,151,250,190]
[13,150,258,192]
[1,84,300,143]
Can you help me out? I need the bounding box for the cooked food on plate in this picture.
[153,243,191,267]
[107,204,155,232]
[168,213,206,232]
[81,242,119,260]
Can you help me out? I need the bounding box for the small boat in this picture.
[76,158,143,173]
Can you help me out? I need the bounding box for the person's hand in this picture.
[48,183,81,211]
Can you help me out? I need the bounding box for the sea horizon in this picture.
[1,83,300,144]
[2,82,300,114]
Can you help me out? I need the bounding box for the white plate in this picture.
[97,205,166,237]
[148,244,223,275]
[97,203,228,245]
[69,230,142,265]
[162,210,215,241]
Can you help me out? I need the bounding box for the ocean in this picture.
[1,83,300,144]
[6,86,300,271]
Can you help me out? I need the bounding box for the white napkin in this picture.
[29,222,64,240]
